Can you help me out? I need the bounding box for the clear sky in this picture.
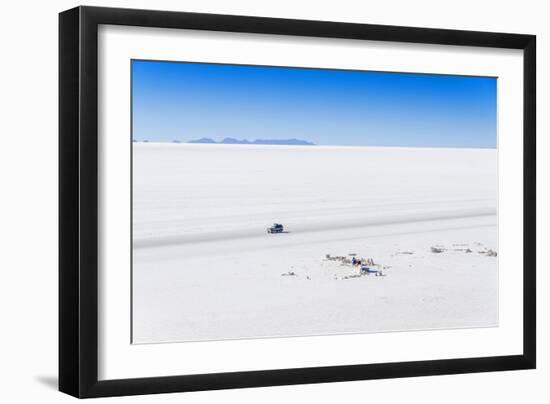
[132,60,497,148]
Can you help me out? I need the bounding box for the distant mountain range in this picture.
[188,137,315,146]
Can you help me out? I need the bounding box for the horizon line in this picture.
[132,140,497,150]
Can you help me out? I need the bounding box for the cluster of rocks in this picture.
[430,244,497,257]
[480,249,498,257]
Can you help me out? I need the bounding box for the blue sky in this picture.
[132,60,497,148]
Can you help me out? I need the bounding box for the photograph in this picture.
[55,4,538,399]
[131,60,499,344]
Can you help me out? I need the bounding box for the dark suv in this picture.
[267,223,284,233]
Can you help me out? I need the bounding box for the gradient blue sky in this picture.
[132,60,497,148]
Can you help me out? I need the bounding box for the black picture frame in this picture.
[59,6,536,398]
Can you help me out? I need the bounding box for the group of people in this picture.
[351,257,374,266]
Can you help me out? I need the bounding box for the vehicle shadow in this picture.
[35,375,58,390]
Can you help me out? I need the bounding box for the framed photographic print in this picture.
[59,6,536,398]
